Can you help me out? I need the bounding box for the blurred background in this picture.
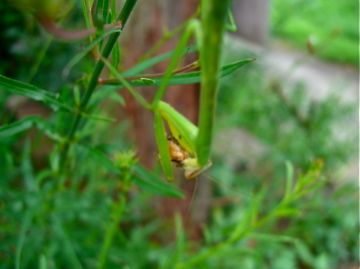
[0,0,358,268]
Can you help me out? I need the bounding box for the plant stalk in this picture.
[196,0,230,165]
[59,0,139,167]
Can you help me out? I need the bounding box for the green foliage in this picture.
[219,49,356,171]
[0,1,357,269]
[272,0,359,66]
[212,43,358,268]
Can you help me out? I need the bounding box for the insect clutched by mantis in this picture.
[100,0,253,181]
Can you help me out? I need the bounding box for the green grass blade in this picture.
[102,0,110,23]
[0,75,69,111]
[82,0,92,28]
[154,111,173,180]
[27,37,53,82]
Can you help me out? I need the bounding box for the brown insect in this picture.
[167,136,189,166]
[167,136,211,179]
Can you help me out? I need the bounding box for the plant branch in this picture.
[59,0,140,168]
[98,61,199,84]
[196,0,230,166]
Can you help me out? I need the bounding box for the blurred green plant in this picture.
[272,0,358,66]
[211,43,358,268]
[0,0,357,269]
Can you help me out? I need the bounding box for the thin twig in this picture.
[98,61,199,84]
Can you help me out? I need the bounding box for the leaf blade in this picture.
[104,58,255,87]
[0,116,62,141]
[0,75,68,111]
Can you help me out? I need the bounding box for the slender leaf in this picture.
[0,116,62,141]
[104,58,255,87]
[122,45,197,77]
[0,75,68,111]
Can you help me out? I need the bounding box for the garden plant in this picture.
[0,0,357,268]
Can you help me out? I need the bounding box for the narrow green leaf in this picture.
[102,0,110,24]
[82,0,92,28]
[0,75,68,111]
[132,164,184,198]
[92,0,105,28]
[122,45,197,77]
[62,28,122,77]
[154,111,173,180]
[103,58,254,87]
[0,116,62,141]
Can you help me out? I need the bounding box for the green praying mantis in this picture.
[101,0,253,180]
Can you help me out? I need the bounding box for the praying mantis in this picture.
[101,0,253,180]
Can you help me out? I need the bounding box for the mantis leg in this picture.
[154,111,174,180]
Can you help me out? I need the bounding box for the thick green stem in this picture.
[60,0,139,167]
[196,0,230,166]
